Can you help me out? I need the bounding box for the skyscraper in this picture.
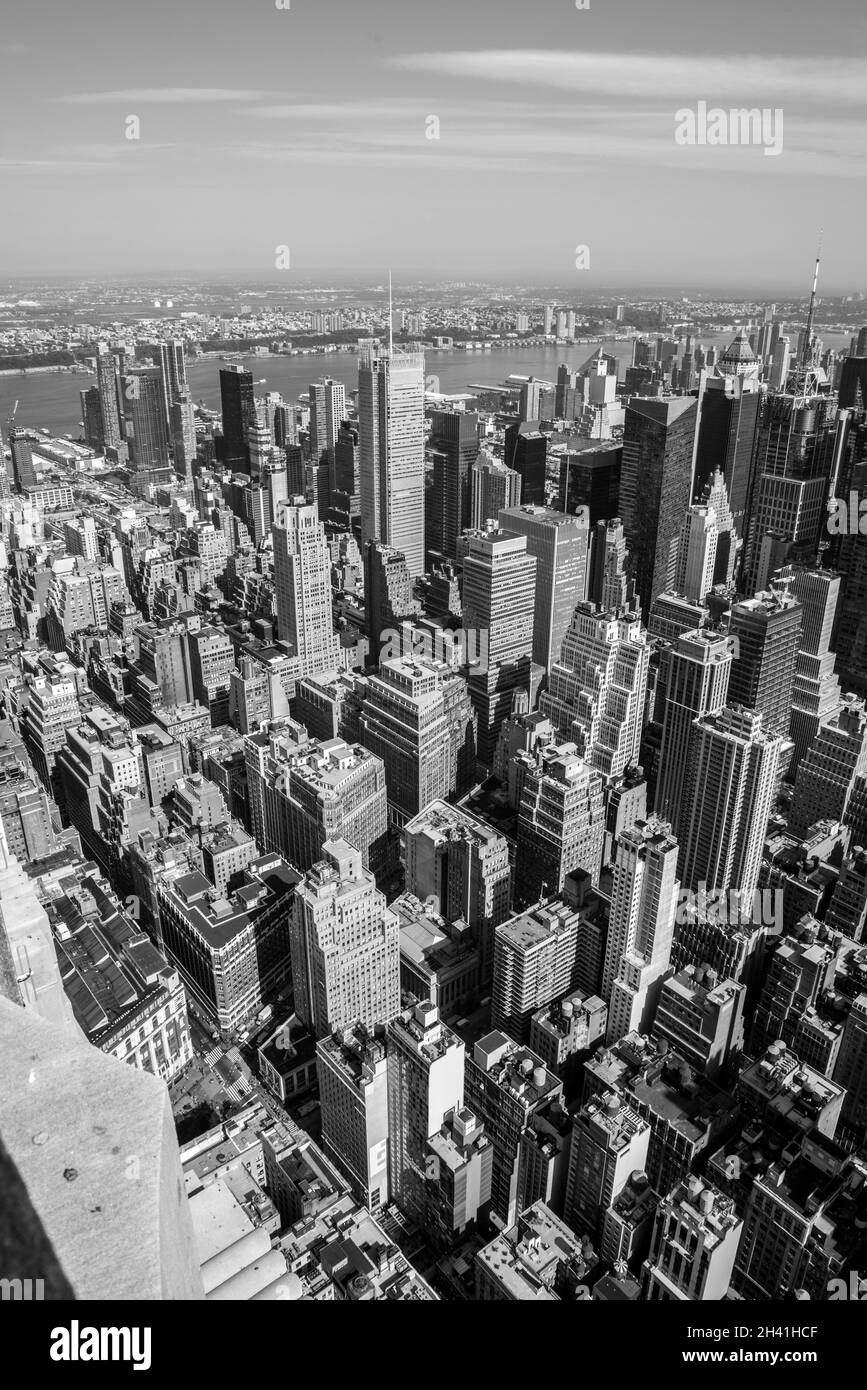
[655,630,733,825]
[620,397,698,615]
[290,839,401,1038]
[787,566,843,775]
[95,343,124,452]
[461,530,536,765]
[566,1091,651,1238]
[677,706,782,899]
[122,369,173,488]
[309,377,346,466]
[503,421,547,505]
[602,818,680,1043]
[692,347,762,543]
[358,344,426,577]
[514,744,606,905]
[789,695,867,837]
[219,365,256,471]
[726,585,802,740]
[498,504,589,672]
[272,498,340,679]
[642,1177,742,1300]
[428,410,480,561]
[386,1001,465,1225]
[470,451,521,530]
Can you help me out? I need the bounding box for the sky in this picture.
[1,0,865,292]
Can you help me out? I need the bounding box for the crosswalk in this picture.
[225,1078,251,1104]
[204,1046,222,1067]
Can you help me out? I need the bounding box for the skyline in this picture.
[1,0,865,288]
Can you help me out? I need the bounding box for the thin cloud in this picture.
[388,50,867,107]
[58,87,280,105]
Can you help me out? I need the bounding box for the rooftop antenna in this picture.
[388,269,395,355]
[800,234,822,371]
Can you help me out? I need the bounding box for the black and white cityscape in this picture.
[1,0,866,1337]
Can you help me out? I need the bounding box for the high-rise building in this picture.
[670,503,718,603]
[290,839,400,1038]
[514,743,606,906]
[620,396,698,614]
[123,370,173,486]
[834,994,867,1143]
[95,343,124,452]
[503,421,547,505]
[317,1024,390,1212]
[540,601,649,779]
[358,344,425,577]
[603,818,679,1043]
[787,566,843,775]
[566,1090,651,1239]
[651,967,745,1082]
[364,541,421,661]
[272,498,340,679]
[642,1177,742,1300]
[357,655,477,827]
[789,695,867,837]
[677,706,782,899]
[386,1001,465,1225]
[465,1031,562,1229]
[461,530,536,765]
[219,366,256,470]
[170,388,198,479]
[727,586,802,740]
[492,898,583,1043]
[498,504,589,672]
[470,451,521,530]
[308,377,346,466]
[557,440,621,524]
[693,353,762,542]
[655,630,733,825]
[157,340,187,423]
[403,799,511,982]
[586,517,638,614]
[475,1201,597,1301]
[428,411,480,561]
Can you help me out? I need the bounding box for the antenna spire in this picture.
[388,269,394,355]
[801,236,821,370]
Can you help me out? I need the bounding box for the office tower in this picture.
[555,364,580,419]
[188,624,234,727]
[386,1001,465,1225]
[652,968,744,1082]
[219,365,256,470]
[586,517,638,613]
[95,342,124,451]
[566,1090,651,1239]
[498,504,589,671]
[308,376,346,466]
[247,727,388,877]
[357,655,476,826]
[789,695,867,837]
[358,344,425,576]
[834,995,867,1143]
[518,377,544,422]
[655,630,733,824]
[428,410,480,560]
[80,385,104,449]
[290,839,400,1038]
[272,498,340,679]
[475,1201,597,1301]
[831,461,867,699]
[670,503,717,602]
[503,421,547,504]
[364,540,421,661]
[544,306,555,335]
[465,1031,562,1228]
[492,899,584,1043]
[157,339,187,425]
[603,819,679,1043]
[514,744,606,905]
[557,440,621,524]
[470,450,521,529]
[169,389,197,478]
[678,706,782,897]
[786,567,843,774]
[748,922,840,1068]
[403,799,511,982]
[743,389,839,594]
[726,586,802,739]
[642,1177,741,1300]
[620,397,698,615]
[461,530,536,765]
[838,355,867,409]
[540,602,649,779]
[825,846,867,940]
[317,1025,390,1211]
[123,369,173,486]
[556,311,567,338]
[693,359,761,542]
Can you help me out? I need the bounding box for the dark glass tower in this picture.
[219,366,256,471]
[428,410,480,561]
[620,396,698,616]
[504,421,547,506]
